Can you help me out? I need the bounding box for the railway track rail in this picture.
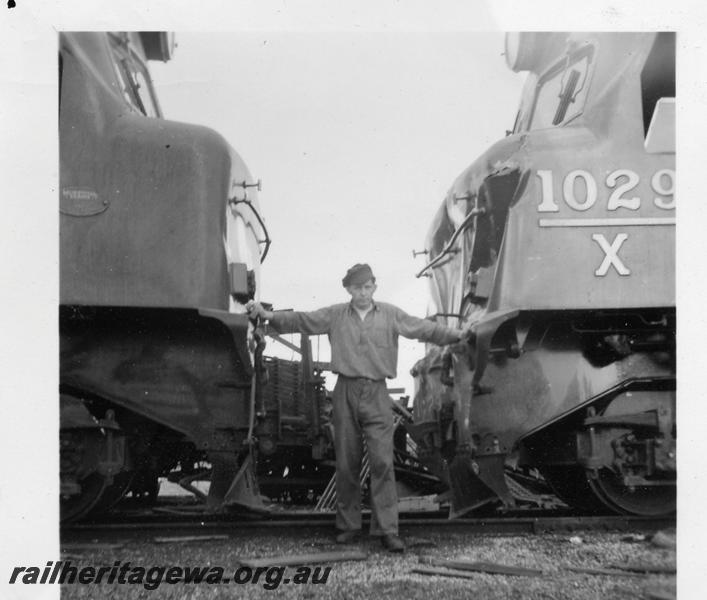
[62,507,674,540]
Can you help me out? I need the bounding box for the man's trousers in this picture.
[332,376,398,536]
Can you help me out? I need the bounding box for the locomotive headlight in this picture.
[504,32,540,72]
[505,33,522,70]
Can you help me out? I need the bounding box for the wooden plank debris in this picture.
[412,567,478,580]
[153,535,229,543]
[240,550,367,569]
[566,566,644,578]
[645,589,677,600]
[405,537,437,548]
[61,543,124,552]
[420,557,543,576]
[606,562,676,574]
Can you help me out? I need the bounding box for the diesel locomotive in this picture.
[59,32,333,521]
[410,32,676,517]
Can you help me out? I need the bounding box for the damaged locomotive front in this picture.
[410,32,676,518]
[59,32,337,522]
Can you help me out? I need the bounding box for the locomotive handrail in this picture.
[415,207,485,278]
[229,197,272,263]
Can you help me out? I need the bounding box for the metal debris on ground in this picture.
[397,495,440,512]
[621,533,648,543]
[420,556,543,576]
[504,473,567,510]
[650,528,676,549]
[568,536,583,544]
[239,550,368,568]
[153,534,230,543]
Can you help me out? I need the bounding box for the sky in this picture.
[149,31,524,394]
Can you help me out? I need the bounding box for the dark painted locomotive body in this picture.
[59,32,330,521]
[411,32,676,516]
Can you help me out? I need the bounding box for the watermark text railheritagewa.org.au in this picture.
[8,560,331,590]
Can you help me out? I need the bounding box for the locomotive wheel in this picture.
[584,389,676,517]
[61,472,110,523]
[587,468,676,516]
[89,470,135,514]
[60,429,111,523]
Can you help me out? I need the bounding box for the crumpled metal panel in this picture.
[60,308,253,449]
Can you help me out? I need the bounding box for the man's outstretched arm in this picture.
[394,306,474,347]
[246,301,332,336]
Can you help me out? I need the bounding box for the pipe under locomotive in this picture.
[59,32,336,521]
[410,32,676,517]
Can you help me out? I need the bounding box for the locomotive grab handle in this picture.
[415,207,486,278]
[234,179,262,192]
[246,314,268,445]
[229,196,272,263]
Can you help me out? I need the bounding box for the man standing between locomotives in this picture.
[247,263,466,552]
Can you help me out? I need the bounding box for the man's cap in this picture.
[342,263,375,287]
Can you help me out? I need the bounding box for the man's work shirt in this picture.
[269,301,459,380]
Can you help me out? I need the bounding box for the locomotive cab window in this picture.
[641,32,675,137]
[108,33,162,118]
[529,46,594,131]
